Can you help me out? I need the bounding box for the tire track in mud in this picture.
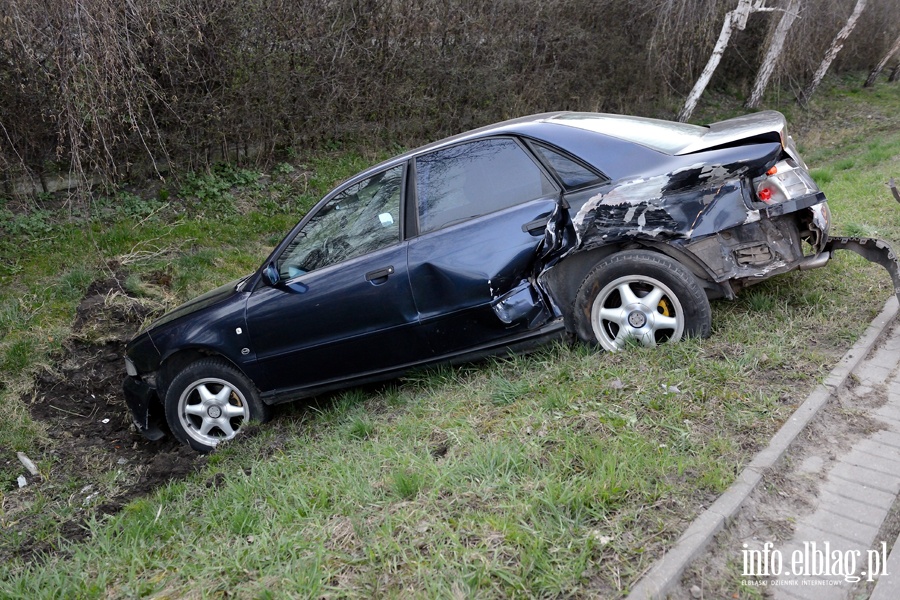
[4,272,204,564]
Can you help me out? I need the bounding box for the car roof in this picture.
[351,111,671,182]
[344,110,788,187]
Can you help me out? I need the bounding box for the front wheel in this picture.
[572,250,711,351]
[164,358,270,452]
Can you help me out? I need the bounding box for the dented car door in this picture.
[407,137,561,356]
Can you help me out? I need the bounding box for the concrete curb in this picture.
[625,295,900,600]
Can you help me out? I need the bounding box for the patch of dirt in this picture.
[5,271,204,565]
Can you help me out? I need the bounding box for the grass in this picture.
[1,78,899,597]
[0,338,829,596]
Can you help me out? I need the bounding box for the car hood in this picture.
[145,276,248,331]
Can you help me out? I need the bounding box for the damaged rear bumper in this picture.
[825,236,900,301]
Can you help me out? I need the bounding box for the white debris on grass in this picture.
[17,452,39,476]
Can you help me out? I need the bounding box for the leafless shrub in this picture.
[1,0,898,202]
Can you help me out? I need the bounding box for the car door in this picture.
[407,137,563,356]
[246,164,425,393]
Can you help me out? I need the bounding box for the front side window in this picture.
[415,138,556,234]
[278,165,403,279]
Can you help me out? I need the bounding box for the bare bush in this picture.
[1,0,898,200]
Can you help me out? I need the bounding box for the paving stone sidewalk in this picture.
[626,297,900,600]
[770,318,900,599]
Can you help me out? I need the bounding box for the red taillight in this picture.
[753,159,817,205]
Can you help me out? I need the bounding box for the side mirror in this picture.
[263,263,280,286]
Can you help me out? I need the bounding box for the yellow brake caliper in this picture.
[657,297,672,317]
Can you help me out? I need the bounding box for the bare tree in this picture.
[678,0,778,122]
[865,32,900,86]
[745,0,801,108]
[799,0,867,105]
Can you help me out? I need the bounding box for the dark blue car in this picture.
[123,111,900,451]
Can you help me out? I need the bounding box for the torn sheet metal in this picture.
[491,280,553,326]
[527,197,577,320]
[568,154,783,254]
[536,196,577,268]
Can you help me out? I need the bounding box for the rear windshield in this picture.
[550,113,707,155]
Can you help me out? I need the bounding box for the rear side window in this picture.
[415,138,556,234]
[532,143,605,189]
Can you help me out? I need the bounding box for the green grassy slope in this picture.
[1,79,899,598]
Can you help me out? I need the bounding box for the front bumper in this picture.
[122,376,166,441]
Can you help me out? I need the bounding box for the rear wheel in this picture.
[164,358,270,452]
[573,250,711,351]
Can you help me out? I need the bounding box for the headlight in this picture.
[125,356,138,377]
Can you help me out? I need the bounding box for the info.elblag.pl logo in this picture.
[741,541,889,587]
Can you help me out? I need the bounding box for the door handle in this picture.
[522,215,551,235]
[365,265,395,283]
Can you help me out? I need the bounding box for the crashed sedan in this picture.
[124,110,900,451]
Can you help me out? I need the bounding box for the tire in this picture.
[572,250,711,351]
[164,358,270,452]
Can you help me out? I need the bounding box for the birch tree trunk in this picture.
[745,0,801,108]
[864,32,900,87]
[799,0,867,105]
[678,0,774,122]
